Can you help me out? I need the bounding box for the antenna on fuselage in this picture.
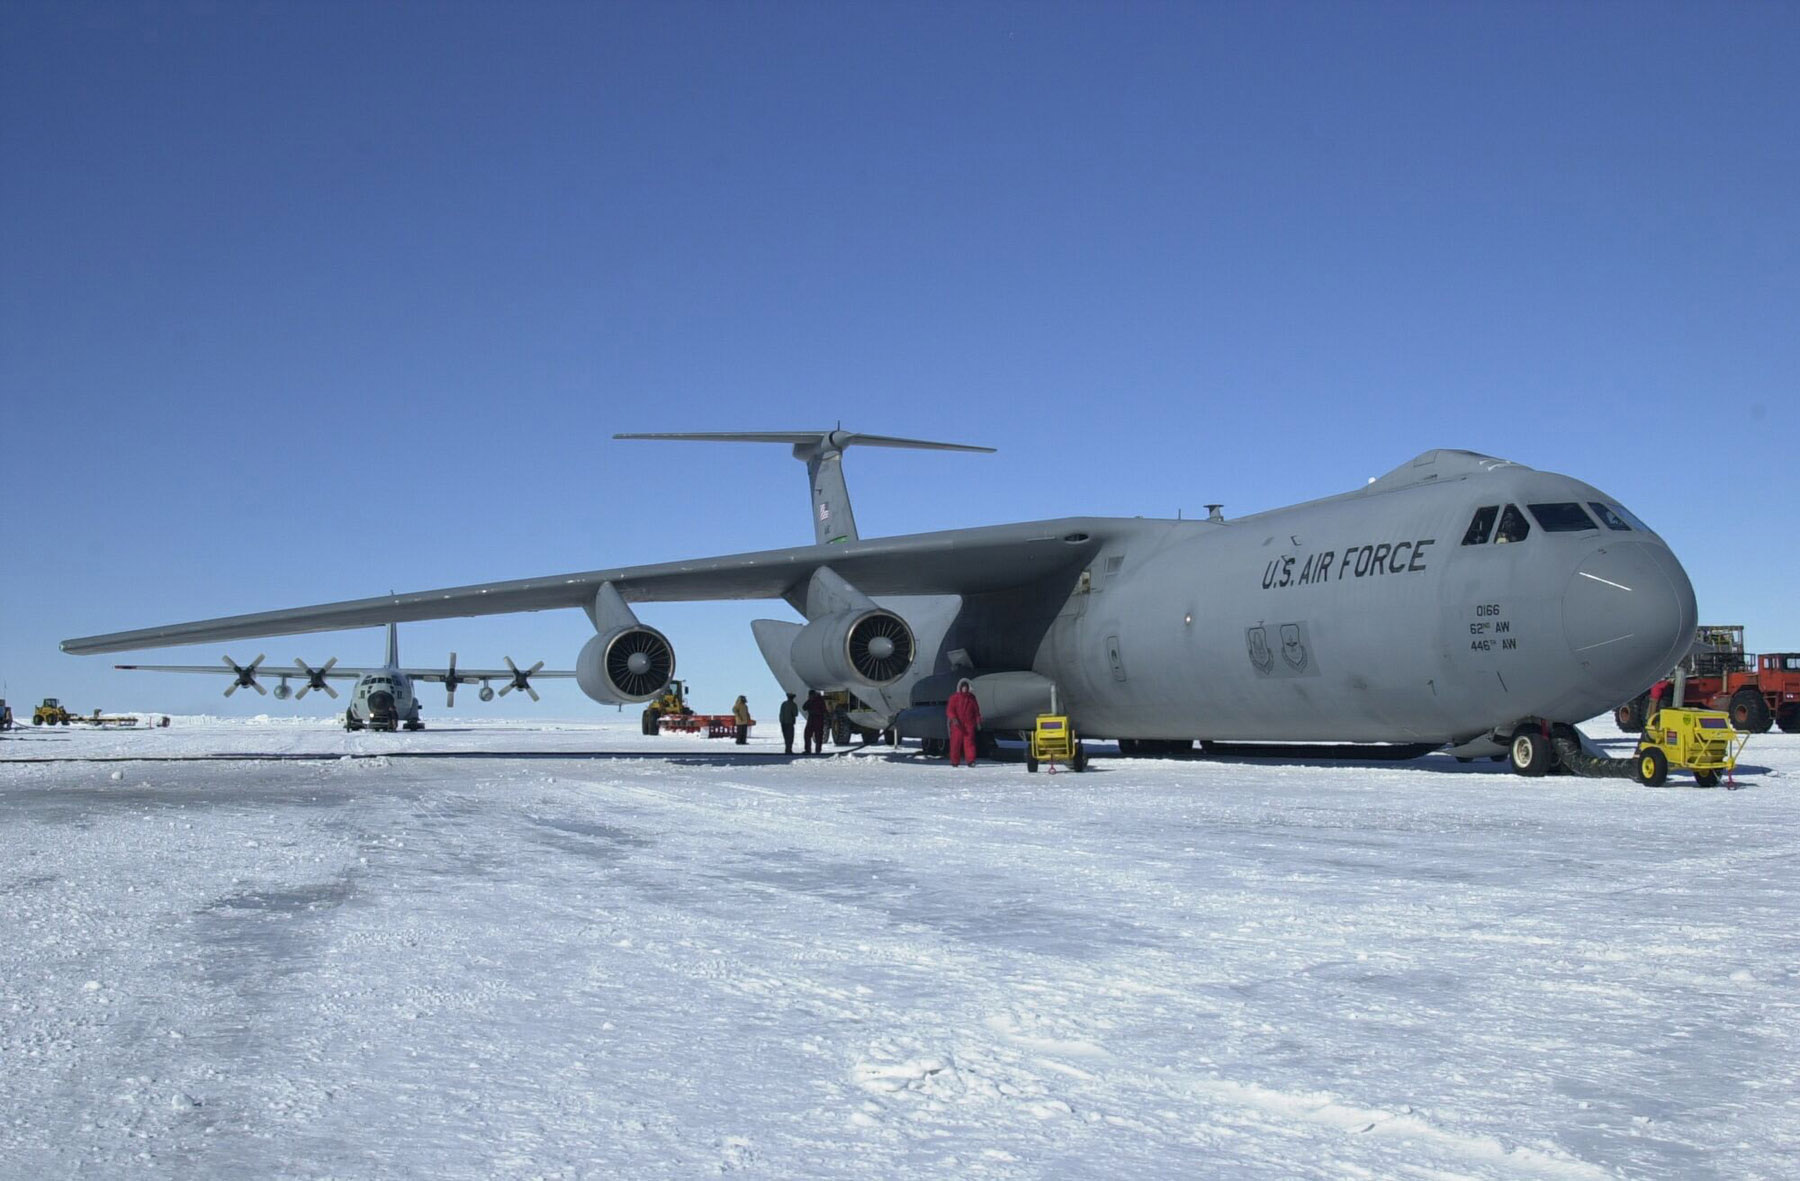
[613,430,995,546]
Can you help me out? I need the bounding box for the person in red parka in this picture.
[946,678,982,767]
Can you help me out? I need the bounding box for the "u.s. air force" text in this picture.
[1261,539,1436,590]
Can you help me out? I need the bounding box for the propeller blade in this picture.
[224,682,237,698]
[525,684,540,703]
[323,682,339,699]
[499,655,520,696]
[250,679,267,695]
[445,653,458,708]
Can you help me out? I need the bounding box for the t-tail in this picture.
[614,429,994,546]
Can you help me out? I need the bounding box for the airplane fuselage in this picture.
[943,460,1695,747]
[347,671,422,731]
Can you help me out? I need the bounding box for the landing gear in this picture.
[345,708,363,732]
[1508,727,1552,777]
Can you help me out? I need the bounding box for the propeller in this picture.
[222,654,267,697]
[293,657,340,700]
[444,653,459,708]
[498,656,544,702]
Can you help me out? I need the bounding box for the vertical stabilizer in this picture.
[385,621,399,669]
[613,430,994,546]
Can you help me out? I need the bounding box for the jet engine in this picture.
[577,580,678,705]
[576,625,676,704]
[789,608,915,689]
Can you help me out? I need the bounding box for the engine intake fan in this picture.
[577,626,676,704]
[791,609,915,688]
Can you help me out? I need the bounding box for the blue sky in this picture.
[2,0,1795,718]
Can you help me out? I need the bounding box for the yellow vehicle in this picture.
[1634,708,1747,787]
[641,680,693,734]
[32,697,73,726]
[1026,713,1086,773]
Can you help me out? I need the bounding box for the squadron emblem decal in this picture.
[1248,622,1319,678]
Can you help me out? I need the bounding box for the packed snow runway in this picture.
[3,717,1796,1179]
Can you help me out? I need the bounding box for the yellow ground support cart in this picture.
[1026,714,1086,773]
[1634,708,1748,787]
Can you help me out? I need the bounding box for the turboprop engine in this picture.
[789,607,916,688]
[575,581,676,705]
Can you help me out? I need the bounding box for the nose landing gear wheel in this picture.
[1509,729,1552,777]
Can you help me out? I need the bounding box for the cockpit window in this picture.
[1494,504,1531,544]
[1461,505,1498,546]
[1603,502,1652,532]
[1527,502,1598,532]
[1588,502,1633,531]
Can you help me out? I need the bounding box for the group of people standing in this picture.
[775,689,831,754]
[736,679,986,766]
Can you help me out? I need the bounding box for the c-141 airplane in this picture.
[65,430,1696,774]
[114,622,574,732]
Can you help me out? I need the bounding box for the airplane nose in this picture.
[1563,543,1697,698]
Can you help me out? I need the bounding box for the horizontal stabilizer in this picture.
[614,430,994,455]
[616,428,994,546]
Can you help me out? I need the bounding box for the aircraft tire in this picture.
[1729,689,1772,734]
[1509,729,1551,777]
[1636,746,1669,787]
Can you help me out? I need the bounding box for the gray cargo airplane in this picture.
[66,430,1695,774]
[114,622,573,731]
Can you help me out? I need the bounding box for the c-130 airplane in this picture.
[63,430,1696,775]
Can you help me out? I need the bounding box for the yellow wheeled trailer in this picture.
[1634,708,1747,787]
[1026,714,1086,773]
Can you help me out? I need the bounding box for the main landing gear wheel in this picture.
[1636,746,1669,787]
[1509,729,1552,777]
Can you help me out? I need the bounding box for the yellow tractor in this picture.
[1634,708,1748,787]
[33,697,73,726]
[642,680,693,735]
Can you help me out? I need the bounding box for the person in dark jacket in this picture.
[732,695,752,744]
[802,690,828,755]
[778,692,799,754]
[946,678,982,767]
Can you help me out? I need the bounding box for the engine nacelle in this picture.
[789,609,915,689]
[577,625,676,704]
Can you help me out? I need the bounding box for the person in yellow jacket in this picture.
[732,695,752,745]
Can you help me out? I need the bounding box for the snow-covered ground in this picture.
[3,717,1796,1179]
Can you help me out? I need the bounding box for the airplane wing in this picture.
[405,669,577,683]
[63,519,1109,654]
[114,663,369,679]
